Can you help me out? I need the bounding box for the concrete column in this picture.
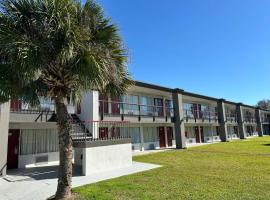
[211,126,214,142]
[255,108,263,137]
[140,126,144,151]
[172,89,186,149]
[198,126,202,143]
[108,95,112,114]
[91,91,99,138]
[164,126,168,147]
[217,99,228,142]
[163,97,166,117]
[0,102,10,177]
[77,90,99,138]
[236,103,246,139]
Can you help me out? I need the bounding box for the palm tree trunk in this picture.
[55,96,73,199]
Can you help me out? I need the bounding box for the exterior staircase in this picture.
[70,114,92,142]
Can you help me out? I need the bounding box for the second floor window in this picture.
[121,95,139,115]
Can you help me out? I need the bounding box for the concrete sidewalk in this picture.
[0,162,160,200]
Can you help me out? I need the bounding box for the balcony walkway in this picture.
[0,162,160,200]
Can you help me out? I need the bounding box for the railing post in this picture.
[101,100,104,120]
[138,104,141,121]
[152,105,155,122]
[84,123,87,141]
[163,98,166,118]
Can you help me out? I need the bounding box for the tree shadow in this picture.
[5,165,82,182]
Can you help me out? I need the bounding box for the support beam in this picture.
[217,99,228,142]
[164,126,168,147]
[198,126,202,143]
[255,108,263,137]
[236,103,246,139]
[140,126,144,151]
[77,90,99,138]
[172,89,186,149]
[0,102,10,177]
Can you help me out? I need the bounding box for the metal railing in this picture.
[225,112,238,123]
[71,120,130,142]
[99,100,174,118]
[10,99,75,116]
[243,116,256,123]
[10,99,56,114]
[183,109,218,122]
[261,115,270,123]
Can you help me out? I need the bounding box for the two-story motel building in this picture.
[0,81,270,176]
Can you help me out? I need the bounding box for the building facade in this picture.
[1,81,270,176]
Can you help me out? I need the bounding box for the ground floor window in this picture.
[245,125,257,136]
[203,127,218,137]
[20,129,58,155]
[143,127,158,143]
[185,126,220,143]
[201,126,219,142]
[119,127,140,144]
[227,126,239,139]
[185,127,195,139]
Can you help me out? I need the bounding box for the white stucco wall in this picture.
[77,90,99,138]
[144,141,160,150]
[18,152,59,168]
[75,143,132,176]
[0,102,10,176]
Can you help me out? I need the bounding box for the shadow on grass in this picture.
[262,143,270,146]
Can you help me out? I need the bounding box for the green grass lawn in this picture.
[74,137,270,200]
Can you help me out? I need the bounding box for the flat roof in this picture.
[135,80,269,112]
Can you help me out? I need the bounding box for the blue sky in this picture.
[97,0,270,105]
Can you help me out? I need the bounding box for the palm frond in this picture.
[0,0,133,106]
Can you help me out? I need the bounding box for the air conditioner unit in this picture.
[35,155,49,165]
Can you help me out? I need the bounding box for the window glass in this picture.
[183,103,194,118]
[119,127,140,143]
[121,95,139,115]
[140,96,154,116]
[165,100,174,117]
[20,129,59,155]
[185,127,195,138]
[143,127,158,142]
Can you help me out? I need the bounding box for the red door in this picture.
[200,127,204,143]
[166,127,173,146]
[159,127,166,148]
[99,127,108,138]
[7,129,20,169]
[111,97,120,115]
[10,99,22,112]
[195,126,200,143]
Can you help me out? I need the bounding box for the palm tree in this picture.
[0,0,132,199]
